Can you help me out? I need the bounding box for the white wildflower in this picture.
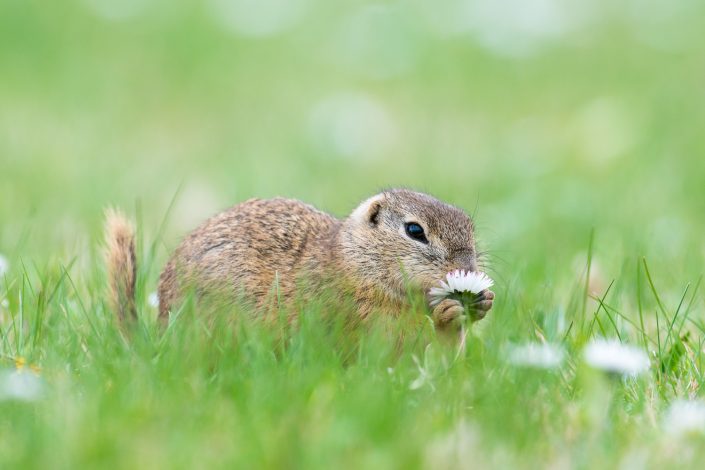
[584,339,650,376]
[0,254,9,276]
[506,342,565,369]
[0,370,44,402]
[148,292,159,308]
[663,400,705,437]
[1,299,8,309]
[429,270,494,306]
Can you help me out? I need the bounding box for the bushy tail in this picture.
[104,209,137,324]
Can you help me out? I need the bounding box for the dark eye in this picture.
[404,222,428,244]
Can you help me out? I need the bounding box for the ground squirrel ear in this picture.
[351,194,385,227]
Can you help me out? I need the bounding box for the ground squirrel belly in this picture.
[107,189,494,329]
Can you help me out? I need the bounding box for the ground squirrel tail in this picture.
[104,209,137,324]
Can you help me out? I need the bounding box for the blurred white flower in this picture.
[209,0,308,37]
[148,292,159,308]
[0,370,44,402]
[1,299,8,309]
[418,0,589,57]
[584,339,650,376]
[663,400,705,437]
[309,92,397,160]
[0,254,9,276]
[506,342,565,369]
[429,270,494,306]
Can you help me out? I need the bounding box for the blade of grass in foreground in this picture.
[580,229,595,336]
[636,258,648,350]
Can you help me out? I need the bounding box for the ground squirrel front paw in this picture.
[431,289,495,329]
[431,298,465,330]
[468,289,494,321]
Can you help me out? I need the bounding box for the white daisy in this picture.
[663,400,705,437]
[148,292,159,308]
[506,342,565,369]
[0,370,44,402]
[429,270,494,306]
[584,339,650,376]
[0,254,8,276]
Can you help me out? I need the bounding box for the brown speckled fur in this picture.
[105,189,494,329]
[104,209,137,324]
[156,189,494,327]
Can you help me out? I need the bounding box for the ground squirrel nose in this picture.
[455,255,477,273]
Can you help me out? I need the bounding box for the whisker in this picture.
[477,264,509,287]
[477,250,512,268]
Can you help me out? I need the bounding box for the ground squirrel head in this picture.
[341,189,478,301]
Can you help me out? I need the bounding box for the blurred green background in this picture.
[2,1,705,467]
[3,0,704,282]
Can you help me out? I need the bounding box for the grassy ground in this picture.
[2,0,705,468]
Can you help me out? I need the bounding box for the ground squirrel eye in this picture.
[404,222,428,244]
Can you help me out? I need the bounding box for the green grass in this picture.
[2,0,705,468]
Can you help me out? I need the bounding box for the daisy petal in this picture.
[427,270,494,303]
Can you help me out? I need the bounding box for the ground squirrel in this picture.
[105,189,494,329]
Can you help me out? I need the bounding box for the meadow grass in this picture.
[2,0,705,468]
[1,234,704,468]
